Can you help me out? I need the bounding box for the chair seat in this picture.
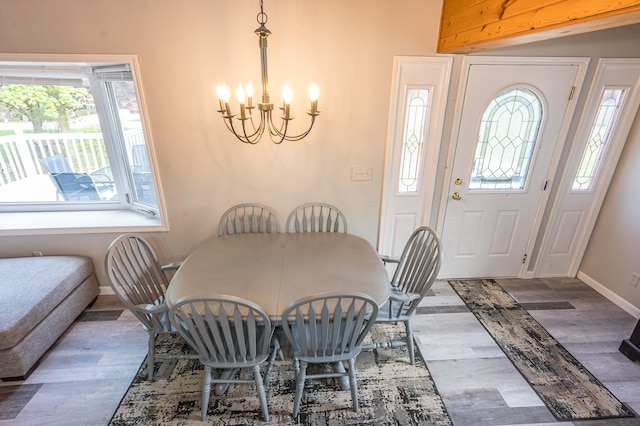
[375,290,420,322]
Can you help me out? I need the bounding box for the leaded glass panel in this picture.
[572,88,625,191]
[397,88,429,193]
[469,87,542,190]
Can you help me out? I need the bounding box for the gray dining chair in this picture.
[366,226,442,365]
[286,202,347,233]
[168,295,274,422]
[104,233,195,380]
[218,203,281,236]
[280,292,378,417]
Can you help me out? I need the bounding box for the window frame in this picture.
[0,53,167,235]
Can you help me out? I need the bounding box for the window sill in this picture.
[0,209,167,236]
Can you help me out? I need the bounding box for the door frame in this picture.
[378,55,453,258]
[436,56,590,278]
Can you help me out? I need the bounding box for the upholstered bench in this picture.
[0,256,99,379]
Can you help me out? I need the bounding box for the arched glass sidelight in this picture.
[469,87,543,190]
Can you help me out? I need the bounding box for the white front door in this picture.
[438,57,589,279]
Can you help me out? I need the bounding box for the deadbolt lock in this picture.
[452,192,461,201]
[454,178,462,185]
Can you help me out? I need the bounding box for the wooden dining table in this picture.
[165,232,390,393]
[166,232,390,316]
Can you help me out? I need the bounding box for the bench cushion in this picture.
[0,256,94,350]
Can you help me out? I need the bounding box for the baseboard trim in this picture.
[577,271,640,319]
[99,286,115,295]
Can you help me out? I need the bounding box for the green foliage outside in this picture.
[0,84,93,133]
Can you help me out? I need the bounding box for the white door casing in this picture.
[437,57,589,279]
[378,56,453,258]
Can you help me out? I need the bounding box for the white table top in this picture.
[166,232,390,319]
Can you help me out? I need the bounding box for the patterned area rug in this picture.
[449,278,635,421]
[109,323,452,425]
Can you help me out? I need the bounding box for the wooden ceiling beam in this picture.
[438,0,640,53]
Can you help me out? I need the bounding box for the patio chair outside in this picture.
[39,154,109,201]
[39,154,73,174]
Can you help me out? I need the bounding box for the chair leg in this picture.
[293,361,307,418]
[347,358,359,413]
[265,337,280,384]
[405,320,415,365]
[253,364,270,422]
[201,366,212,422]
[147,334,156,381]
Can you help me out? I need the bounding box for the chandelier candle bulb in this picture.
[216,84,232,116]
[216,86,226,112]
[282,85,293,119]
[309,84,319,114]
[236,85,247,120]
[246,83,253,109]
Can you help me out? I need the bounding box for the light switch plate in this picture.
[351,166,372,181]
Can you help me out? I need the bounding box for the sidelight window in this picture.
[397,88,430,193]
[572,88,625,191]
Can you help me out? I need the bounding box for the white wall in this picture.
[0,0,639,313]
[0,0,443,286]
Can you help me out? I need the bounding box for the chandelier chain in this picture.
[257,0,267,26]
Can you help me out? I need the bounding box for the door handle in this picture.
[452,192,461,201]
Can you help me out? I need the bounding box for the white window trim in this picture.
[0,53,169,235]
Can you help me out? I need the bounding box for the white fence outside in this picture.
[0,129,144,186]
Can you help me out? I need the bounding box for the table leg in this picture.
[214,368,238,395]
[331,362,350,390]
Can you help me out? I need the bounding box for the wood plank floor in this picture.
[1,277,639,425]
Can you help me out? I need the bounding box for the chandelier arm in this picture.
[226,114,263,144]
[267,113,317,142]
[237,112,263,141]
[267,111,288,138]
[268,118,287,144]
[282,115,317,141]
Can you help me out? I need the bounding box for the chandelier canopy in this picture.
[216,0,320,144]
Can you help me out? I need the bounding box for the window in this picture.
[0,54,165,232]
[572,88,626,191]
[397,88,430,193]
[469,87,543,190]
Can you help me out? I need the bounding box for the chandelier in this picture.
[216,0,320,144]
